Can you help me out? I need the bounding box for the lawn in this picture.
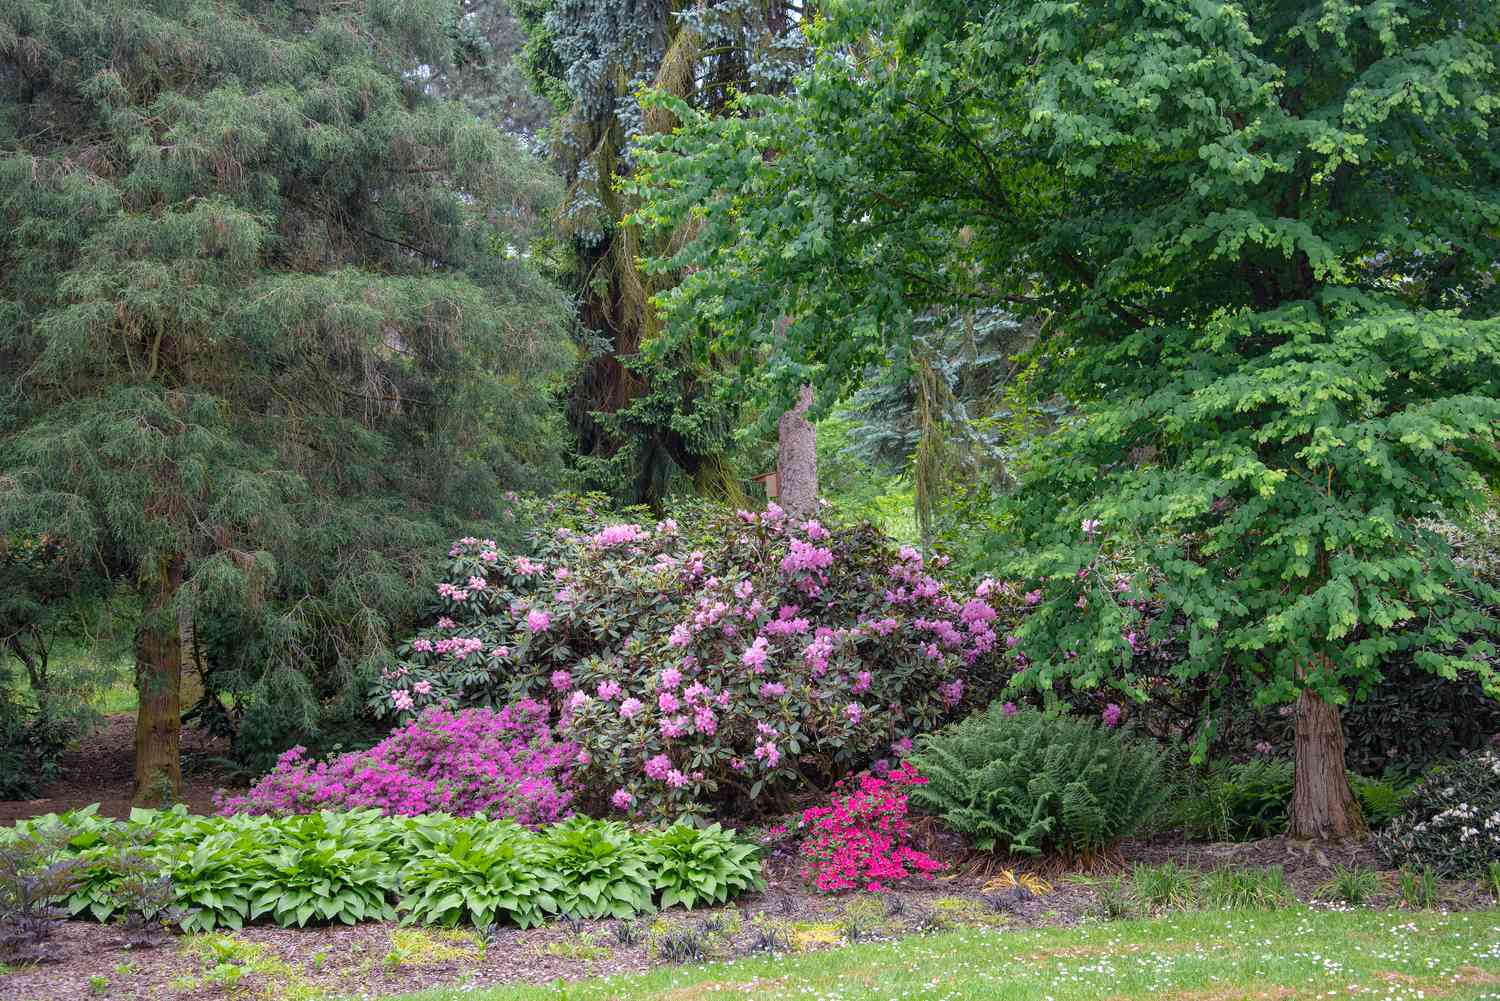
[391,907,1500,1001]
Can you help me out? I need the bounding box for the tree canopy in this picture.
[0,0,574,797]
[633,0,1500,835]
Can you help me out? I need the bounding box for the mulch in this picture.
[0,714,227,826]
[1,722,1493,1000]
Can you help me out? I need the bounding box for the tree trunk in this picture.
[777,383,818,521]
[133,557,184,807]
[1288,688,1365,840]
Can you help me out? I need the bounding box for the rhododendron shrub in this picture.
[368,496,1029,819]
[216,701,578,822]
[797,760,944,892]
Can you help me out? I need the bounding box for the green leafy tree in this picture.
[0,0,573,802]
[634,1,1500,837]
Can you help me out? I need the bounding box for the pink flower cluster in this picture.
[215,701,579,824]
[798,760,944,893]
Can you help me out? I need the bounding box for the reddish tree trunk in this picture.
[1289,688,1365,840]
[133,557,184,807]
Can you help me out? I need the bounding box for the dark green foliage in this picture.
[1176,759,1408,841]
[1376,751,1500,878]
[909,706,1169,857]
[654,924,709,964]
[643,823,764,911]
[0,0,574,777]
[1131,862,1197,914]
[0,824,86,964]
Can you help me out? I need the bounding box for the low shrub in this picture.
[1132,862,1196,913]
[797,760,944,893]
[1375,750,1500,877]
[0,824,86,963]
[215,701,579,824]
[909,705,1169,857]
[644,822,765,909]
[366,496,1022,819]
[1,805,763,932]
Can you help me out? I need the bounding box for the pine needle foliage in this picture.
[0,0,574,779]
[909,706,1169,858]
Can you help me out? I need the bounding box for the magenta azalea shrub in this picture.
[797,760,944,892]
[367,496,1030,819]
[216,701,579,822]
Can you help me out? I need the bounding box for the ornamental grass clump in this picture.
[798,760,944,893]
[369,495,1027,819]
[215,701,578,823]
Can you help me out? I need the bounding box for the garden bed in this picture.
[3,831,1495,1001]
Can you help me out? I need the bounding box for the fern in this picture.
[910,705,1168,857]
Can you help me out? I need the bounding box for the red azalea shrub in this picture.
[215,700,579,822]
[364,496,1028,819]
[797,760,944,892]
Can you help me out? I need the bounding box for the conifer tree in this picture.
[0,0,572,802]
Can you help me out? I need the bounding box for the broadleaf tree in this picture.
[0,0,573,802]
[632,0,1500,836]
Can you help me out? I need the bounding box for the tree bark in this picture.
[133,557,184,807]
[1288,688,1365,840]
[777,383,818,521]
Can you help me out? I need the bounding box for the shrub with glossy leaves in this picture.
[910,705,1169,857]
[369,495,1023,818]
[216,701,579,823]
[1376,750,1500,877]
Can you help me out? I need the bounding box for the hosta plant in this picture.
[644,822,764,910]
[542,817,655,919]
[397,818,562,929]
[367,495,1025,818]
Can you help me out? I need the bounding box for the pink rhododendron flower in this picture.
[845,703,863,724]
[759,681,786,699]
[596,679,622,700]
[551,670,573,691]
[527,609,551,632]
[391,689,414,711]
[658,691,680,713]
[1101,703,1123,727]
[619,697,643,720]
[644,754,672,780]
[611,788,634,810]
[660,667,683,690]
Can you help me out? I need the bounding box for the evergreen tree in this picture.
[635,1,1500,836]
[0,0,573,802]
[518,0,807,505]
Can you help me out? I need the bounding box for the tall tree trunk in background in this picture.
[777,383,818,520]
[133,556,184,807]
[1289,688,1365,840]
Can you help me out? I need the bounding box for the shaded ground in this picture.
[0,713,229,825]
[2,826,1495,1001]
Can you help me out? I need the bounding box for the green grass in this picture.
[381,907,1500,1001]
[13,637,136,714]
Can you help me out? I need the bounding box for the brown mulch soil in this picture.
[2,825,1494,1001]
[0,714,230,826]
[1,730,1491,1000]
